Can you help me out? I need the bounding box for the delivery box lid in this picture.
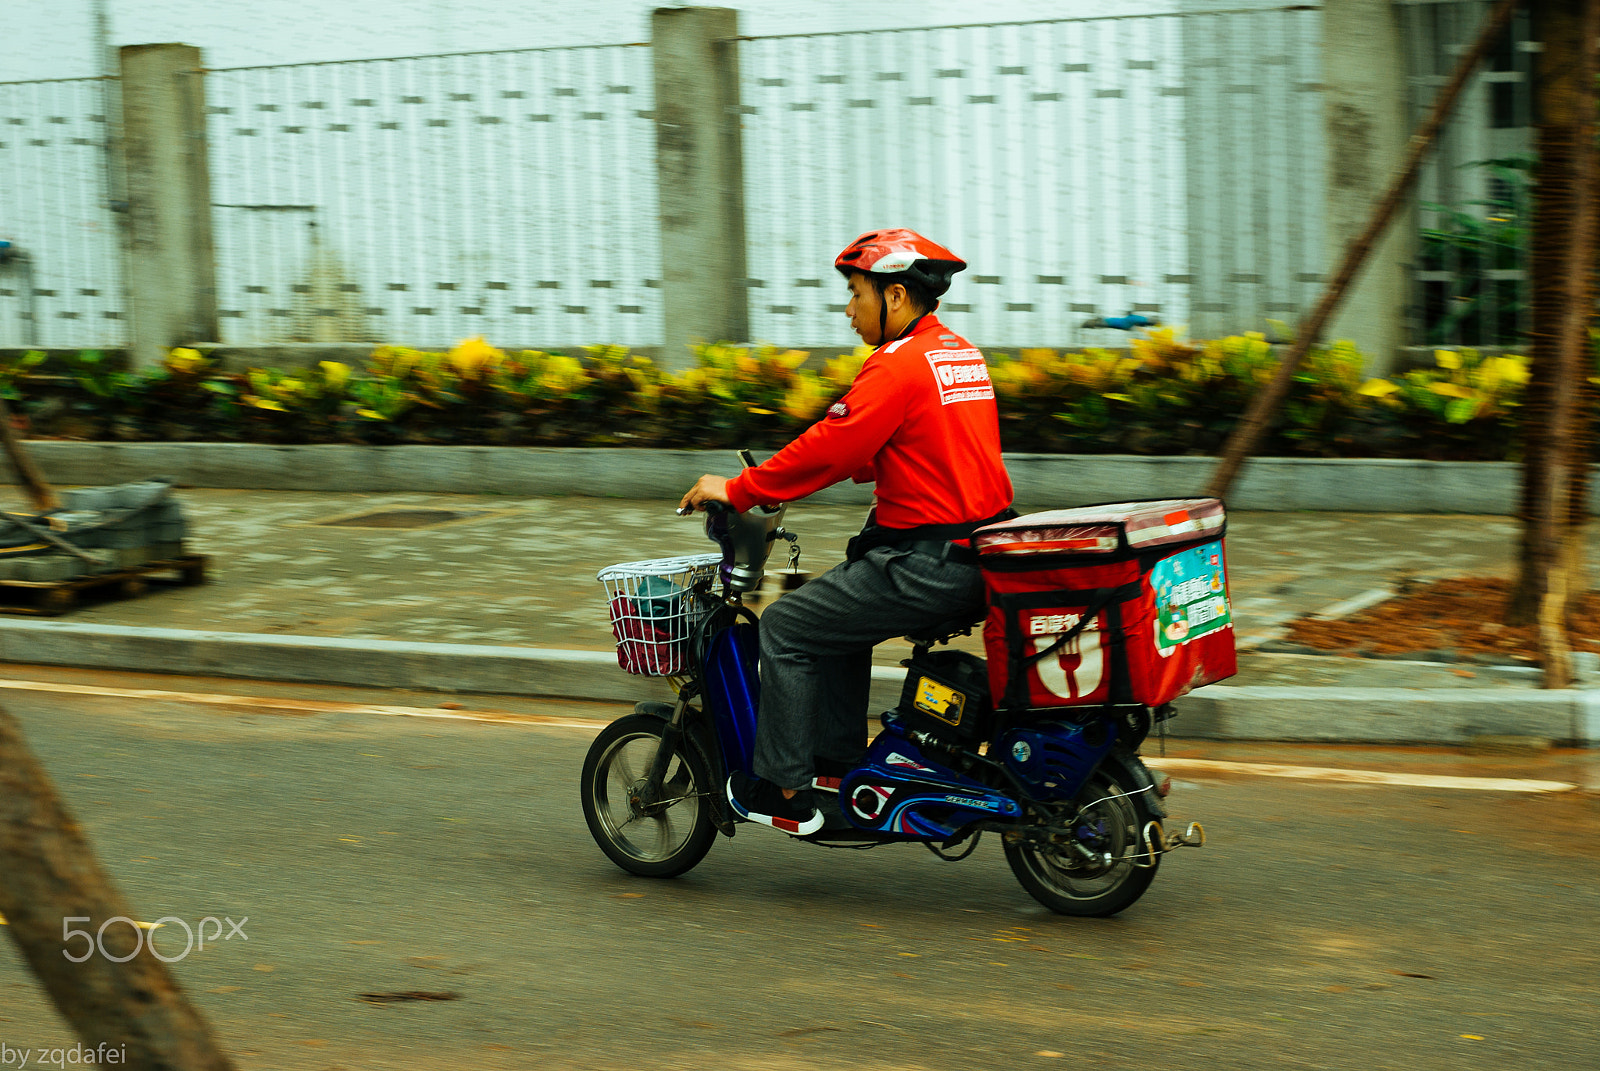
[974,498,1226,558]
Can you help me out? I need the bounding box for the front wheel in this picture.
[581,713,717,878]
[1004,760,1161,916]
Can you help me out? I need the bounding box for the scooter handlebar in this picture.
[676,500,728,517]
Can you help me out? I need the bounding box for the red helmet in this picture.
[834,228,966,299]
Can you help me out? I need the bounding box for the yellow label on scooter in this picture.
[915,677,966,725]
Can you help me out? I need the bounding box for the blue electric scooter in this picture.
[580,462,1203,916]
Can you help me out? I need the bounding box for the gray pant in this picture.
[751,546,986,789]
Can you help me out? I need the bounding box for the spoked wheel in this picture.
[1004,762,1161,917]
[581,713,717,878]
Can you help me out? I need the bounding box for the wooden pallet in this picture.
[0,554,209,616]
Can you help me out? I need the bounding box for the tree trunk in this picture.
[0,703,236,1070]
[0,394,58,513]
[1508,0,1599,694]
[1204,0,1518,501]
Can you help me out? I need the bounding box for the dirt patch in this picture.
[356,989,461,1005]
[1285,576,1600,661]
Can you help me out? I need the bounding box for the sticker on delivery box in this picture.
[1150,540,1230,653]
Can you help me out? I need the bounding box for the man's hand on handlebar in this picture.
[678,474,732,515]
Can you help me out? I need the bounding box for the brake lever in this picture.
[676,501,728,517]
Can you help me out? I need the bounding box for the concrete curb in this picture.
[1,620,1593,745]
[0,620,676,704]
[1168,685,1592,746]
[3,442,1587,513]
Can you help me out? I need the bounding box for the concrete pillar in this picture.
[1180,8,1235,342]
[1180,0,1329,343]
[652,7,747,369]
[118,43,218,370]
[1321,0,1413,374]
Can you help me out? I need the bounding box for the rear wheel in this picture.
[581,713,717,878]
[1004,761,1161,916]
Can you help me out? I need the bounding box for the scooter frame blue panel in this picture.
[702,622,761,776]
[995,718,1120,801]
[839,724,1021,839]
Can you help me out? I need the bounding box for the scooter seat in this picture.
[904,608,985,647]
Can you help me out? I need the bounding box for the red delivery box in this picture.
[973,498,1237,712]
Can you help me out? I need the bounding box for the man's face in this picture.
[845,273,882,345]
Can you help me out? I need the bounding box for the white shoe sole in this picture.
[726,777,825,835]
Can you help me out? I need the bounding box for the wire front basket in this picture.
[596,553,722,677]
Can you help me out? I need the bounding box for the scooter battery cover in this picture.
[974,498,1236,712]
[894,649,993,745]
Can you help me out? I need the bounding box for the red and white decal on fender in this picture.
[885,752,932,771]
[850,783,893,821]
[923,349,994,405]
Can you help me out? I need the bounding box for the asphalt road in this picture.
[0,667,1595,1071]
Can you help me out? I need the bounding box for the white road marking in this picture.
[0,676,1578,791]
[0,914,161,928]
[1147,756,1576,793]
[0,676,606,733]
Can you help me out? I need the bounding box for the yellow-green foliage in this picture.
[690,342,826,421]
[12,334,1544,457]
[1360,348,1529,424]
[298,333,1539,455]
[0,348,47,401]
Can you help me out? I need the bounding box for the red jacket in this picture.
[725,315,1013,529]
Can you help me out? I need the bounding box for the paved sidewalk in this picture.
[0,487,1593,742]
[1,487,1556,654]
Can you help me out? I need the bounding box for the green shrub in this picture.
[5,333,1553,462]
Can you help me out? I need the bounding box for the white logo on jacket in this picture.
[923,348,994,405]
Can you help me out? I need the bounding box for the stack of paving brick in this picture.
[0,479,188,583]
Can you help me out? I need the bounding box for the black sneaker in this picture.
[727,772,824,835]
[810,755,858,794]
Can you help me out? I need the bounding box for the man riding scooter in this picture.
[679,229,1015,835]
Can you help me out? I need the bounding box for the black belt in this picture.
[847,507,1016,564]
[903,539,979,565]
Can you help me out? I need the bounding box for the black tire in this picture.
[1003,760,1162,917]
[581,713,718,878]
